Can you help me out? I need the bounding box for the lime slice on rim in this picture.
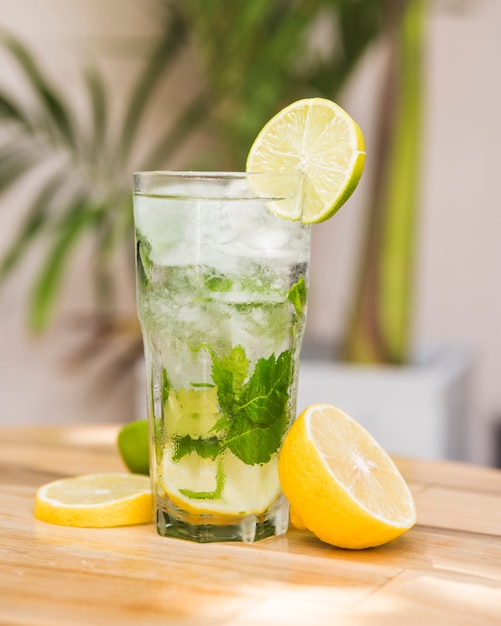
[246,97,366,224]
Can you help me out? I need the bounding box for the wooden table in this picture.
[1,425,501,626]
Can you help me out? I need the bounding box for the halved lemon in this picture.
[246,98,365,224]
[34,473,152,528]
[278,404,416,548]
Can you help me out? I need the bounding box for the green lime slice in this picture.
[246,97,366,224]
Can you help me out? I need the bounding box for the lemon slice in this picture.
[278,404,416,548]
[34,473,152,528]
[246,98,365,224]
[159,448,281,517]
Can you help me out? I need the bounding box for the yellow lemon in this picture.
[246,97,365,224]
[34,473,152,528]
[278,404,416,548]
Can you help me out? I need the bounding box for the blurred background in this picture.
[0,0,500,466]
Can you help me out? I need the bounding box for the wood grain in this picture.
[1,425,500,626]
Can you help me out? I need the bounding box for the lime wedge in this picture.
[117,419,150,475]
[246,98,365,224]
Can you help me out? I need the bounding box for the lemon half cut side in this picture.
[246,98,366,224]
[278,404,416,549]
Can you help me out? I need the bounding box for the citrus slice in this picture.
[278,404,416,548]
[117,419,150,475]
[34,473,152,528]
[246,98,365,224]
[159,448,281,517]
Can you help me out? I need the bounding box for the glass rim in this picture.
[133,170,301,201]
[133,170,291,179]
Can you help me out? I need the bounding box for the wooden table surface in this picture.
[1,424,501,626]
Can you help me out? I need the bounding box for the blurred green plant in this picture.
[342,0,425,364]
[0,5,193,339]
[0,0,425,369]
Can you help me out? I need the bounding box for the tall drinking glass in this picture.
[133,171,311,543]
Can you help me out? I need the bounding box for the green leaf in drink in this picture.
[226,351,292,465]
[211,345,250,409]
[288,275,307,316]
[172,435,221,462]
[211,347,292,466]
[238,351,292,426]
[204,273,234,293]
[136,232,153,286]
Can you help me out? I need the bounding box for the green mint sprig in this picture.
[211,347,292,466]
[167,346,293,468]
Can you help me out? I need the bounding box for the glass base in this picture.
[155,495,290,543]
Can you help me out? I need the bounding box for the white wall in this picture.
[0,1,500,464]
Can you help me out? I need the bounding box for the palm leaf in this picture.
[232,6,319,145]
[116,5,187,167]
[1,32,78,149]
[0,169,68,282]
[93,211,116,312]
[29,201,99,332]
[178,0,325,166]
[306,0,385,97]
[0,139,39,193]
[83,65,108,162]
[0,89,33,131]
[141,94,207,170]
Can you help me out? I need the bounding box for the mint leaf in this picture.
[136,233,153,286]
[161,368,170,408]
[225,415,286,466]
[288,275,307,316]
[205,273,233,292]
[223,350,293,465]
[239,351,292,425]
[172,435,192,461]
[210,414,232,433]
[211,345,249,415]
[173,435,220,462]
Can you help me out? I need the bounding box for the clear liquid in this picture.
[135,189,310,542]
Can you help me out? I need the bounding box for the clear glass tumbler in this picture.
[133,171,311,542]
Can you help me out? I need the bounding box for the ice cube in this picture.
[241,227,290,252]
[134,194,199,266]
